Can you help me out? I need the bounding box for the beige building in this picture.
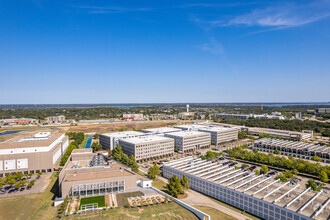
[122,113,144,120]
[0,131,69,176]
[45,115,66,123]
[141,127,182,135]
[59,149,151,198]
[99,131,146,150]
[119,135,174,162]
[242,127,313,141]
[165,131,211,152]
[198,127,238,145]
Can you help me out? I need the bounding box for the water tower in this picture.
[186,104,189,113]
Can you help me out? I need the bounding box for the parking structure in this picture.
[163,157,330,220]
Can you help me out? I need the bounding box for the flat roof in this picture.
[64,169,134,182]
[100,131,145,138]
[198,126,236,132]
[0,131,64,149]
[119,135,173,144]
[164,157,330,220]
[141,127,181,133]
[174,124,209,129]
[165,131,210,138]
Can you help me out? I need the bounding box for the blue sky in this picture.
[1,0,330,104]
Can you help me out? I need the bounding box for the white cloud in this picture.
[226,3,330,28]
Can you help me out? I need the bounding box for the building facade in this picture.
[254,138,330,163]
[122,114,144,120]
[59,149,152,198]
[45,115,66,123]
[0,131,69,176]
[242,127,313,141]
[198,127,238,145]
[119,135,174,162]
[165,131,211,152]
[99,131,146,150]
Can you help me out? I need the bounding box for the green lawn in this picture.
[68,202,199,220]
[116,191,143,207]
[193,205,237,220]
[80,196,105,209]
[79,135,89,149]
[152,178,167,191]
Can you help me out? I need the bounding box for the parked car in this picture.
[248,166,257,171]
[20,188,25,192]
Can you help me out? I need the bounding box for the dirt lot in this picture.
[62,121,182,133]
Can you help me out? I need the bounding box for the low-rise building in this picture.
[254,138,330,163]
[59,149,151,198]
[163,157,330,220]
[242,127,313,141]
[122,114,144,121]
[316,108,330,113]
[99,131,146,150]
[174,124,209,131]
[165,131,211,152]
[0,131,68,176]
[45,115,66,123]
[214,113,250,119]
[0,118,38,126]
[119,135,174,162]
[141,127,182,135]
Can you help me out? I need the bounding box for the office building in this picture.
[316,108,330,113]
[214,113,250,119]
[165,131,211,152]
[59,149,151,198]
[119,135,174,162]
[254,138,330,163]
[198,127,238,145]
[141,127,182,135]
[0,131,68,176]
[174,124,209,131]
[163,157,329,220]
[99,131,146,150]
[242,127,313,141]
[122,114,144,120]
[45,115,66,123]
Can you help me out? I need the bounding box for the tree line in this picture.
[111,145,139,172]
[226,147,330,182]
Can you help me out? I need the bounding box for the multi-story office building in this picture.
[122,114,144,120]
[99,131,146,150]
[164,131,211,152]
[119,135,174,162]
[141,127,181,135]
[254,138,330,163]
[174,124,209,131]
[0,131,68,176]
[198,127,238,145]
[59,149,151,198]
[214,113,250,119]
[45,115,66,123]
[163,157,330,220]
[316,108,330,113]
[242,127,313,141]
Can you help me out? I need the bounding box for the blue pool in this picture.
[85,137,92,148]
[0,130,23,136]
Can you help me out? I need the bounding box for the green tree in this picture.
[260,165,268,174]
[180,175,189,190]
[238,131,247,139]
[167,175,183,197]
[129,155,139,172]
[273,149,280,154]
[319,170,328,183]
[93,133,99,139]
[255,170,260,176]
[312,156,322,162]
[15,172,24,180]
[306,179,317,190]
[91,142,102,152]
[205,151,215,159]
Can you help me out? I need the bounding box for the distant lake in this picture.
[0,130,23,136]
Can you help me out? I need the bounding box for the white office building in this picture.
[165,131,211,152]
[99,131,146,150]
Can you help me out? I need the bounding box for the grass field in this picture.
[152,178,167,191]
[116,191,143,207]
[193,205,237,220]
[0,172,60,220]
[80,196,105,209]
[68,202,199,220]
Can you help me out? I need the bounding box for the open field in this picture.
[193,205,237,220]
[63,121,183,133]
[68,202,199,220]
[80,196,105,209]
[0,172,60,220]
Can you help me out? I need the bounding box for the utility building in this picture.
[165,131,211,152]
